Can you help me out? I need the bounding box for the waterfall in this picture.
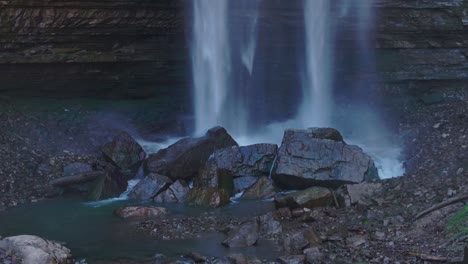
[190,1,404,178]
[192,0,230,135]
[299,0,332,127]
[191,0,259,136]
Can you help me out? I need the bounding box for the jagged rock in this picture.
[147,127,238,181]
[114,206,168,218]
[154,180,190,203]
[277,255,306,264]
[257,212,282,235]
[129,173,172,200]
[275,187,335,209]
[186,187,230,207]
[241,176,277,200]
[283,228,322,254]
[2,235,72,264]
[233,176,258,193]
[338,182,383,207]
[222,219,260,248]
[199,143,277,186]
[87,164,128,201]
[101,131,146,170]
[273,128,379,189]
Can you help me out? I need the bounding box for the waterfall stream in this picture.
[190,0,404,178]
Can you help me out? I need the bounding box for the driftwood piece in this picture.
[50,171,103,187]
[414,193,468,220]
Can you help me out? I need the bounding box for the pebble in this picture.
[456,168,464,175]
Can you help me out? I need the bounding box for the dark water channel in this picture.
[0,196,280,262]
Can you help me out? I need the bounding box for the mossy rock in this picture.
[446,204,468,239]
[186,187,230,208]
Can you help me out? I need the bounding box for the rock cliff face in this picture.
[375,0,468,106]
[0,0,186,98]
[0,0,466,105]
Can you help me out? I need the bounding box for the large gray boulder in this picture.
[101,131,146,170]
[1,235,72,264]
[128,173,172,200]
[273,128,379,189]
[197,143,277,193]
[86,164,128,201]
[146,127,238,181]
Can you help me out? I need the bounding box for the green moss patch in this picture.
[446,204,468,239]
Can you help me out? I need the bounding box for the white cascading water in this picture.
[192,0,230,135]
[299,0,332,127]
[190,0,404,178]
[192,0,258,136]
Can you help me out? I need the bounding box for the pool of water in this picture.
[0,196,280,262]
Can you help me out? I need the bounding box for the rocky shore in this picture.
[0,97,467,263]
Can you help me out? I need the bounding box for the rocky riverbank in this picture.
[0,98,467,263]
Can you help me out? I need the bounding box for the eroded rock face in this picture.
[146,127,238,181]
[2,235,72,264]
[114,206,168,219]
[0,0,185,98]
[273,128,379,189]
[101,131,146,170]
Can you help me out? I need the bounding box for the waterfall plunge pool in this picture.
[0,196,280,263]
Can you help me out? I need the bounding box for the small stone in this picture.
[442,133,449,139]
[456,168,464,175]
[373,231,386,241]
[345,236,367,248]
[433,123,441,129]
[448,189,457,197]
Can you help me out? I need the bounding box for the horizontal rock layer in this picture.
[0,0,466,106]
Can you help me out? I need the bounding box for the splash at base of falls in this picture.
[233,118,405,179]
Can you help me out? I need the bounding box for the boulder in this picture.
[186,187,230,208]
[154,180,190,203]
[128,173,172,200]
[339,182,383,207]
[241,177,276,200]
[146,127,238,181]
[198,144,277,188]
[114,206,168,218]
[274,187,335,209]
[222,219,260,248]
[257,212,282,235]
[233,176,258,193]
[87,164,128,201]
[273,128,379,189]
[101,131,146,170]
[283,228,322,254]
[2,235,72,264]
